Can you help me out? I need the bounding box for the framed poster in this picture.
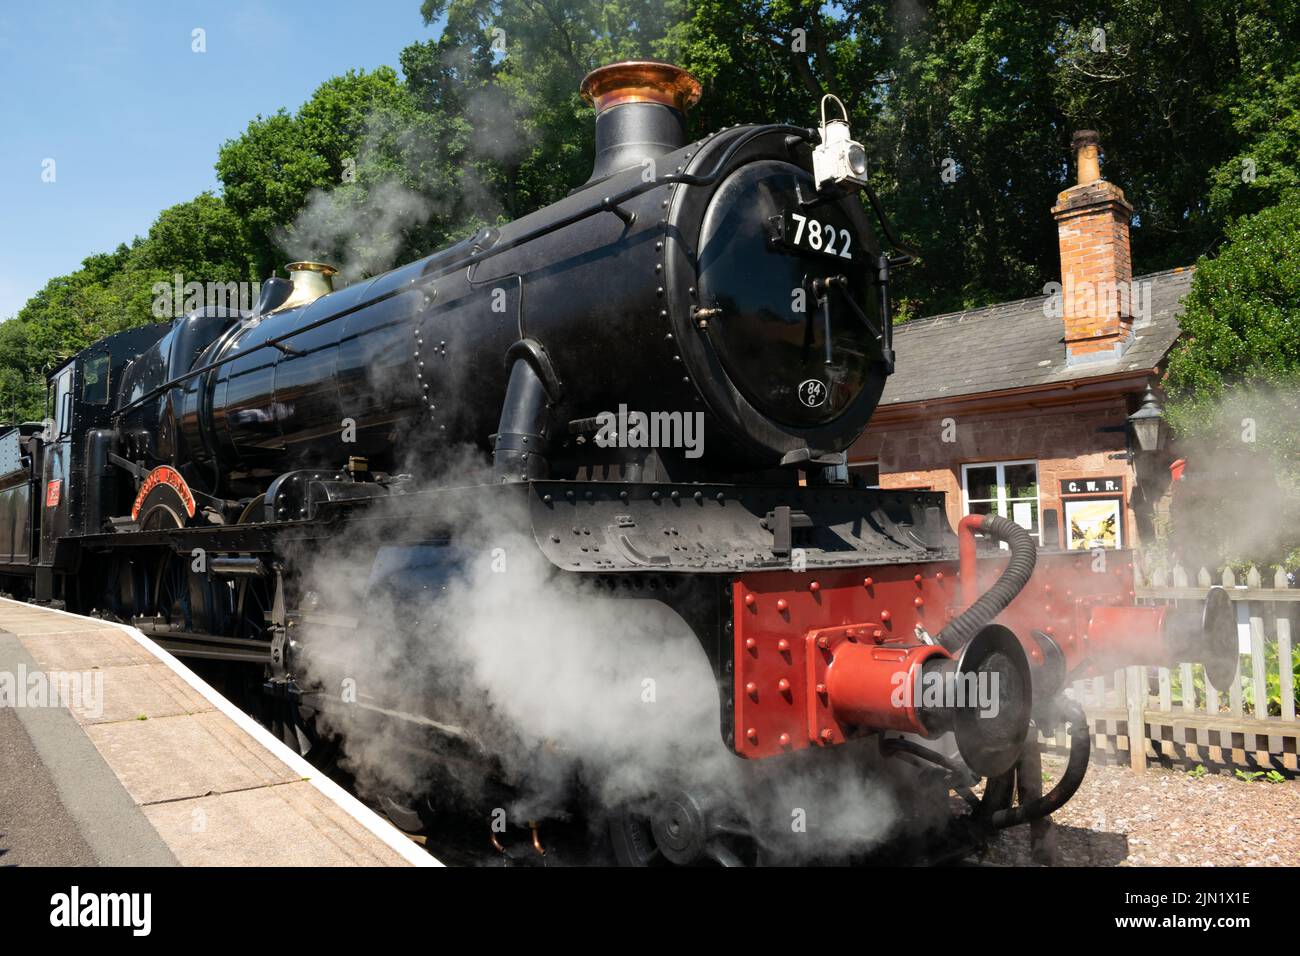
[1065,497,1123,550]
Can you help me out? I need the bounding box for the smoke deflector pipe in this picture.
[493,339,562,482]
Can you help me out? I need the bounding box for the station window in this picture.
[82,352,110,405]
[961,460,1040,542]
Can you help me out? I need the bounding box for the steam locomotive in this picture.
[0,62,1237,864]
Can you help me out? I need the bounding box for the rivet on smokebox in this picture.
[816,635,830,649]
[777,678,791,693]
[745,682,758,698]
[815,682,827,696]
[880,609,892,622]
[777,638,790,652]
[913,573,922,585]
[809,580,820,592]
[776,598,789,612]
[936,571,944,581]
[747,727,758,742]
[913,597,924,607]
[745,637,757,652]
[779,733,792,748]
[863,576,874,588]
[820,728,834,742]
[744,593,756,607]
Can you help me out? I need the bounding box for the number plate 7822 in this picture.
[779,210,857,262]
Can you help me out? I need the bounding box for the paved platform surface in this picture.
[0,599,435,867]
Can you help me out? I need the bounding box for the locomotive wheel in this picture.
[234,494,338,768]
[100,553,151,623]
[265,697,335,765]
[232,496,271,641]
[608,791,750,866]
[138,483,192,532]
[142,504,208,630]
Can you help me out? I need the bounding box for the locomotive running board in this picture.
[528,481,951,572]
[78,480,955,577]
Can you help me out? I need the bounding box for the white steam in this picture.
[278,178,435,286]
[290,482,914,861]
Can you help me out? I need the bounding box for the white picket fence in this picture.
[1065,564,1299,773]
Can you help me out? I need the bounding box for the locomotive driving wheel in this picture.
[608,790,753,866]
[234,495,337,768]
[232,495,272,641]
[140,497,212,631]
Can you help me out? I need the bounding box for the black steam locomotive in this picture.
[5,61,1220,865]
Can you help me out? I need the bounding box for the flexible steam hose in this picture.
[989,700,1091,829]
[936,513,1037,653]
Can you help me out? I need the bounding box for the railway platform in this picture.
[0,597,436,867]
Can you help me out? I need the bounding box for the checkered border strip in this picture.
[1037,714,1300,775]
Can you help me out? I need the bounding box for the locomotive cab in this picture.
[19,325,170,600]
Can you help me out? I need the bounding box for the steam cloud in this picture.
[278,178,435,286]
[274,81,514,285]
[290,461,920,862]
[1165,386,1300,573]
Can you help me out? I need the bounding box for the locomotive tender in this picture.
[0,62,1237,864]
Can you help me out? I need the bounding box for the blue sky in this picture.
[0,0,444,319]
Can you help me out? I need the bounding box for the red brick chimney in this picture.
[1052,130,1135,365]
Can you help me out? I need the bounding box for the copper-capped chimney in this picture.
[579,60,702,184]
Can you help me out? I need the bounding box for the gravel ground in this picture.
[980,755,1300,866]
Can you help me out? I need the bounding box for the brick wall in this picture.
[851,396,1138,547]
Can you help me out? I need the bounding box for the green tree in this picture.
[1164,192,1300,456]
[1161,190,1300,567]
[216,68,408,278]
[1207,69,1300,223]
[0,194,255,423]
[129,192,254,282]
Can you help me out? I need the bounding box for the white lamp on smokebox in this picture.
[813,94,869,192]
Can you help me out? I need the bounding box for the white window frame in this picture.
[961,459,1042,544]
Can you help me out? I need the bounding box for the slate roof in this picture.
[881,266,1194,406]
